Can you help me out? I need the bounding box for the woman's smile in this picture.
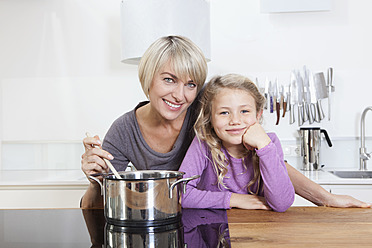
[163,99,182,110]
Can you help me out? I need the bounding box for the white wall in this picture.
[208,0,372,140]
[0,0,144,141]
[1,0,372,169]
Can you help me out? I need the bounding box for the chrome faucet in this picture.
[360,106,372,170]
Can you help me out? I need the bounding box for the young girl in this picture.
[179,74,295,212]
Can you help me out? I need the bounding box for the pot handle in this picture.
[88,175,104,196]
[169,175,200,199]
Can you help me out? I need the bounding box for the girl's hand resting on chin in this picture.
[242,122,271,151]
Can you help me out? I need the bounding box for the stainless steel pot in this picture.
[89,170,199,227]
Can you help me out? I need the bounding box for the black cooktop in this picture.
[0,208,231,248]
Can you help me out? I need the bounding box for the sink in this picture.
[328,171,372,179]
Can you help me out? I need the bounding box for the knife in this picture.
[264,77,269,110]
[273,81,277,112]
[308,71,321,123]
[281,85,287,117]
[299,68,310,123]
[269,81,274,113]
[327,68,334,121]
[279,84,284,109]
[286,84,290,112]
[256,77,265,95]
[275,80,280,125]
[314,72,327,120]
[289,73,297,124]
[296,72,305,126]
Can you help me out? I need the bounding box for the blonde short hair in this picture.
[138,36,208,98]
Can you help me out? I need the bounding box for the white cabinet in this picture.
[292,195,317,206]
[328,185,372,204]
[0,185,88,209]
[0,170,89,209]
[292,185,331,207]
[292,184,372,206]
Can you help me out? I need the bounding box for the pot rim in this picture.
[100,170,185,181]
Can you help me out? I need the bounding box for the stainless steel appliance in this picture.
[299,127,332,170]
[90,170,199,227]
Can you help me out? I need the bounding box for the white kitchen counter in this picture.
[0,168,372,187]
[292,169,372,206]
[0,169,89,187]
[0,170,89,209]
[299,169,372,185]
[0,168,372,186]
[0,168,371,208]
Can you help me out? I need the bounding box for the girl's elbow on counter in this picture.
[270,193,295,213]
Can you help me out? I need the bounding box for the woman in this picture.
[81,35,370,209]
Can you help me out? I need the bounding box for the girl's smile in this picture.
[226,127,247,135]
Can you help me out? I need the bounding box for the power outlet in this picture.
[294,145,301,156]
[283,145,301,157]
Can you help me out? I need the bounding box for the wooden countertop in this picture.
[227,207,372,247]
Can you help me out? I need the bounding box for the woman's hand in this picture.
[323,193,371,208]
[242,122,271,150]
[230,193,271,210]
[81,135,113,181]
[284,162,371,209]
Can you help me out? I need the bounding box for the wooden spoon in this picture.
[86,132,121,179]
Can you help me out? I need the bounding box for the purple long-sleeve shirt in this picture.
[179,132,295,212]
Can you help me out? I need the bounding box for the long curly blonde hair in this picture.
[194,74,266,194]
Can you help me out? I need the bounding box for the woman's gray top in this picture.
[102,101,198,172]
